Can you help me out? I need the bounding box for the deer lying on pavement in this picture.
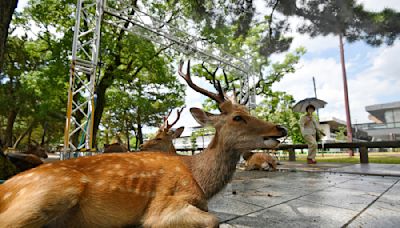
[140,107,185,154]
[242,151,278,171]
[5,142,48,172]
[0,61,286,227]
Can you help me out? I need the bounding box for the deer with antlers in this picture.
[140,107,185,154]
[0,61,286,228]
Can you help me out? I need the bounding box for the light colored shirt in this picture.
[299,114,319,135]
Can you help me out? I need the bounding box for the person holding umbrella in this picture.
[293,98,327,164]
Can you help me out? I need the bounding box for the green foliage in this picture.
[190,127,215,149]
[336,126,347,141]
[275,0,400,46]
[254,92,305,144]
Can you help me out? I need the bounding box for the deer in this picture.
[140,106,185,154]
[242,151,278,171]
[4,141,48,173]
[103,133,129,153]
[0,61,287,228]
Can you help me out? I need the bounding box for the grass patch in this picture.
[288,152,400,164]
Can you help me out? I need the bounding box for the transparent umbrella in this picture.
[293,98,327,112]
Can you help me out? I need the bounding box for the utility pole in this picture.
[312,76,319,119]
[339,34,354,156]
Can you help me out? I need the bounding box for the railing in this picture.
[176,141,400,164]
[354,122,400,130]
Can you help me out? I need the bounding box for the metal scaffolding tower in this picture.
[64,0,254,158]
[63,0,103,159]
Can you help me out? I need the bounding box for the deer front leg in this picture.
[143,203,219,228]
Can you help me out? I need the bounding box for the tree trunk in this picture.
[5,109,18,147]
[13,121,35,148]
[136,113,143,146]
[92,73,114,147]
[0,0,19,73]
[41,121,48,145]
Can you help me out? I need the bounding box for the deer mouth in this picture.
[263,136,281,148]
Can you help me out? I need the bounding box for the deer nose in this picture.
[276,125,287,137]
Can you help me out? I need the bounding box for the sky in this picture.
[174,0,400,136]
[15,0,400,136]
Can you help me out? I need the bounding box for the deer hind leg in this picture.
[143,203,219,228]
[0,179,84,228]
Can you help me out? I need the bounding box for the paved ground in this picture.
[208,163,400,228]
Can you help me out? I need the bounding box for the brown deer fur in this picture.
[0,101,286,227]
[243,152,278,171]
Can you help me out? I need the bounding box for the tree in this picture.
[255,92,305,144]
[0,0,19,72]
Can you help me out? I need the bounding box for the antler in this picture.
[178,60,225,104]
[165,106,185,129]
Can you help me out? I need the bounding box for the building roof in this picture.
[365,101,400,122]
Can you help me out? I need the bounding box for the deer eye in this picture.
[156,138,162,141]
[233,116,243,122]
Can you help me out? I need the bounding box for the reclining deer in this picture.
[242,151,278,171]
[0,61,286,227]
[4,141,48,173]
[140,107,185,154]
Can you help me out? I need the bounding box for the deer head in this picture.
[26,141,48,159]
[179,60,287,198]
[140,107,185,153]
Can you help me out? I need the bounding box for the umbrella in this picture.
[293,97,327,112]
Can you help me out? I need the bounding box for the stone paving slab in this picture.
[212,170,400,227]
[220,199,359,228]
[328,163,400,176]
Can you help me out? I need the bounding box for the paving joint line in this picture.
[221,178,353,224]
[341,179,400,228]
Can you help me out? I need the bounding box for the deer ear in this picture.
[190,108,216,126]
[219,100,233,113]
[172,127,184,139]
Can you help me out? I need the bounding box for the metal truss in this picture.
[63,0,103,159]
[64,0,254,158]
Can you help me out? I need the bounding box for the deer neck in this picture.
[187,131,242,199]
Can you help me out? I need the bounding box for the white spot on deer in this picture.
[64,177,72,181]
[175,166,181,172]
[25,173,34,178]
[181,179,189,186]
[33,175,41,182]
[17,188,27,196]
[3,192,12,200]
[140,173,146,178]
[107,170,113,175]
[130,174,137,179]
[60,167,68,170]
[65,187,80,195]
[151,171,158,176]
[80,176,90,184]
[135,189,140,194]
[159,169,165,174]
[95,180,105,187]
[95,169,102,173]
[115,164,121,169]
[110,185,117,191]
[117,171,124,176]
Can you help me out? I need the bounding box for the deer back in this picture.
[0,152,208,227]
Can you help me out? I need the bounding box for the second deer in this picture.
[140,107,185,154]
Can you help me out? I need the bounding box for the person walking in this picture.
[299,105,320,164]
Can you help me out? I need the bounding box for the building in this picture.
[319,118,369,143]
[355,101,400,141]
